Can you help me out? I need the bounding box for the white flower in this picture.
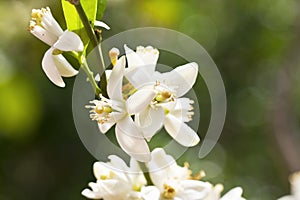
[147,148,212,200]
[147,148,246,200]
[86,56,155,162]
[204,184,246,200]
[29,7,83,87]
[82,155,160,200]
[278,171,300,200]
[124,45,200,146]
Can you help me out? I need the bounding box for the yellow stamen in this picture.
[162,184,176,199]
[95,105,104,114]
[162,91,171,99]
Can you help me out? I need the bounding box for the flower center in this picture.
[162,184,176,199]
[153,82,175,104]
[155,91,173,102]
[86,96,114,124]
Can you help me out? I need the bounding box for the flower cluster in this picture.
[28,5,249,200]
[82,148,246,200]
[87,45,200,162]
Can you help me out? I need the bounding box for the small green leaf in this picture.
[96,0,107,20]
[61,0,98,30]
[61,0,98,47]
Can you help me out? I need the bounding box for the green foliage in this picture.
[61,0,98,31]
[96,0,107,20]
[61,0,98,49]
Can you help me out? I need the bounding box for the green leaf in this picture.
[96,0,107,20]
[61,0,98,30]
[61,0,98,48]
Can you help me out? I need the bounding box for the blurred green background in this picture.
[0,0,300,199]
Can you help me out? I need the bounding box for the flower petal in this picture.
[141,186,161,200]
[30,25,57,46]
[42,48,65,87]
[136,46,159,73]
[220,187,244,200]
[93,162,113,180]
[124,44,145,69]
[135,107,164,141]
[126,88,156,115]
[81,188,101,199]
[41,7,64,37]
[277,196,295,200]
[164,114,200,147]
[170,98,194,122]
[116,116,150,162]
[107,56,126,101]
[125,66,153,89]
[161,62,198,97]
[52,54,78,77]
[53,30,84,52]
[98,122,115,134]
[178,180,212,200]
[94,20,110,30]
[148,148,176,188]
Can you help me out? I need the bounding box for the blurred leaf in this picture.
[96,0,107,20]
[0,75,41,138]
[61,0,98,48]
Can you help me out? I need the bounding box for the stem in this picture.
[68,0,98,48]
[138,161,153,185]
[67,0,108,97]
[81,58,101,96]
[68,51,101,96]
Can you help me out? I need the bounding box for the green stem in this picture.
[138,161,153,185]
[68,0,98,48]
[81,58,101,96]
[67,51,100,96]
[67,0,108,97]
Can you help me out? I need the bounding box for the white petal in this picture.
[42,48,65,87]
[98,122,115,134]
[205,184,223,200]
[81,188,101,199]
[116,117,150,162]
[164,114,200,147]
[107,56,126,101]
[53,31,84,52]
[178,180,212,200]
[277,196,295,200]
[141,186,161,200]
[41,7,64,37]
[126,88,156,115]
[93,162,113,180]
[170,98,194,122]
[161,62,198,97]
[125,66,153,89]
[52,54,78,77]
[94,20,111,30]
[135,107,164,141]
[124,44,145,69]
[148,148,176,188]
[30,26,57,46]
[220,187,243,200]
[136,46,159,73]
